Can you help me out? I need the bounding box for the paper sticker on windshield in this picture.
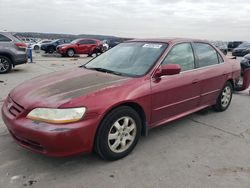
[143,44,162,49]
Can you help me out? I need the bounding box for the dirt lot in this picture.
[0,53,250,188]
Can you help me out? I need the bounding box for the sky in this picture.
[0,0,250,41]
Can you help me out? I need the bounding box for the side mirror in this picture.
[77,43,80,46]
[154,64,181,78]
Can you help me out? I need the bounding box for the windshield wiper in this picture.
[87,67,123,76]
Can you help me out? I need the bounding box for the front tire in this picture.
[67,49,75,57]
[213,81,233,112]
[95,106,141,160]
[0,55,12,74]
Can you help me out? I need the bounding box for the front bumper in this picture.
[56,47,66,55]
[1,98,100,157]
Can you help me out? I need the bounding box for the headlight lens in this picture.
[27,107,86,124]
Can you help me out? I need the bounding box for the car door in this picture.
[85,40,97,54]
[78,40,89,54]
[151,42,202,127]
[192,42,228,106]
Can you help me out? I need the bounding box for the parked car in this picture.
[240,53,250,74]
[0,32,27,74]
[227,41,243,52]
[32,39,52,50]
[102,40,109,52]
[232,42,250,57]
[41,39,72,54]
[212,41,228,55]
[2,38,247,160]
[108,39,121,48]
[56,38,103,57]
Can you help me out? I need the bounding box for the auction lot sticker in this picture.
[143,44,162,48]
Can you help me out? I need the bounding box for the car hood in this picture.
[10,68,130,109]
[233,48,246,52]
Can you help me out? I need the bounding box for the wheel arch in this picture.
[0,53,14,65]
[67,48,76,53]
[227,78,234,90]
[95,101,148,140]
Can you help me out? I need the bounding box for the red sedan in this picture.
[1,38,248,160]
[56,38,103,57]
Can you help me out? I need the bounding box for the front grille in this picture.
[7,96,25,117]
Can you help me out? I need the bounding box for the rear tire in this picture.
[34,45,39,50]
[213,81,233,112]
[95,106,141,161]
[0,55,12,74]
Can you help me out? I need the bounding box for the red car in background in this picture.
[2,38,250,161]
[57,38,103,57]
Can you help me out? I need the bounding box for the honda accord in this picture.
[1,38,243,160]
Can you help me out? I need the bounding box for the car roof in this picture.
[128,38,209,44]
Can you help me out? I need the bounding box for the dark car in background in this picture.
[108,39,121,48]
[227,41,243,52]
[56,38,103,57]
[0,32,27,74]
[212,41,228,55]
[232,42,250,57]
[240,53,250,74]
[41,39,72,53]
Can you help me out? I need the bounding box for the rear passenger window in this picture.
[162,43,195,72]
[79,40,88,44]
[86,40,96,44]
[0,34,11,42]
[193,43,219,67]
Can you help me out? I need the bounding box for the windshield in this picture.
[51,39,59,43]
[238,43,250,48]
[84,42,168,77]
[71,39,79,44]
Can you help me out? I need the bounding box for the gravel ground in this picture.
[0,52,250,188]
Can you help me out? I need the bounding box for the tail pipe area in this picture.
[235,68,250,91]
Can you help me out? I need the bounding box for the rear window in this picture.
[0,34,11,42]
[193,43,219,68]
[79,40,96,44]
[12,35,22,42]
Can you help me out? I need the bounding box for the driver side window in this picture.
[162,43,195,72]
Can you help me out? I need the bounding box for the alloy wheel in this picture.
[221,86,232,108]
[0,57,10,73]
[108,116,137,153]
[67,49,74,57]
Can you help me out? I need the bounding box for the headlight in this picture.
[27,107,86,124]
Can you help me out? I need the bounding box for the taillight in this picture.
[15,42,27,49]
